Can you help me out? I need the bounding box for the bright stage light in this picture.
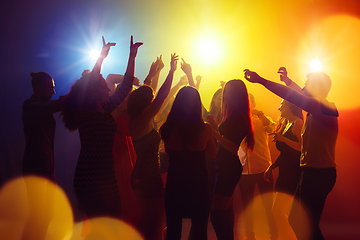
[198,39,222,65]
[89,49,100,60]
[309,58,322,71]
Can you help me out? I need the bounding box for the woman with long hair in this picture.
[207,79,254,240]
[207,87,223,125]
[265,100,303,240]
[127,53,178,240]
[160,86,217,240]
[61,36,142,221]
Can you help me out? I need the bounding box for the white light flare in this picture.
[309,58,322,72]
[89,49,100,60]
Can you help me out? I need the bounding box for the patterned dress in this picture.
[131,129,165,199]
[74,75,133,219]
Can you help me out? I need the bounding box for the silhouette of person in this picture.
[244,67,338,240]
[22,71,66,240]
[127,53,178,240]
[160,86,217,240]
[238,93,278,240]
[265,99,303,240]
[61,36,141,221]
[207,79,255,240]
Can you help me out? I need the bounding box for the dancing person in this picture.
[153,75,188,175]
[244,67,338,240]
[61,36,141,222]
[106,74,141,227]
[207,79,255,240]
[238,93,278,240]
[127,53,179,240]
[22,71,66,240]
[160,86,218,240]
[264,99,303,240]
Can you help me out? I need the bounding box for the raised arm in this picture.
[150,55,165,92]
[195,75,202,90]
[277,67,303,92]
[91,36,116,82]
[181,58,195,87]
[143,57,161,86]
[105,36,142,111]
[142,53,178,120]
[244,69,322,117]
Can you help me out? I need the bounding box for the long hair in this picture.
[127,85,154,119]
[222,80,254,151]
[60,71,99,131]
[209,88,223,124]
[160,86,206,147]
[275,100,304,133]
[209,88,222,115]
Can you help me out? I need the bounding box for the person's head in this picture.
[127,85,154,118]
[61,70,109,131]
[222,80,254,151]
[278,100,303,120]
[222,80,251,118]
[275,100,303,132]
[303,72,331,99]
[30,72,55,101]
[209,88,223,115]
[160,86,205,146]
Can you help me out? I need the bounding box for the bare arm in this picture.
[269,118,303,151]
[253,109,275,133]
[181,58,195,87]
[141,53,178,121]
[150,55,164,92]
[195,75,202,90]
[244,69,323,117]
[91,36,116,82]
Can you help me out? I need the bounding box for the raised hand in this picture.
[148,60,161,78]
[277,67,291,85]
[181,58,192,75]
[129,35,143,57]
[195,75,202,83]
[179,75,188,86]
[170,53,179,72]
[243,69,264,83]
[157,55,165,71]
[100,36,116,59]
[133,77,141,86]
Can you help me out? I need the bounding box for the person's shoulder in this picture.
[321,102,339,117]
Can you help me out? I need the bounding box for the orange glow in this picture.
[0,176,73,240]
[297,15,360,110]
[67,217,142,240]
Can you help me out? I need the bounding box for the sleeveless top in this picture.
[275,122,301,195]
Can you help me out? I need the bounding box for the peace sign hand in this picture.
[129,35,143,57]
[100,36,116,59]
